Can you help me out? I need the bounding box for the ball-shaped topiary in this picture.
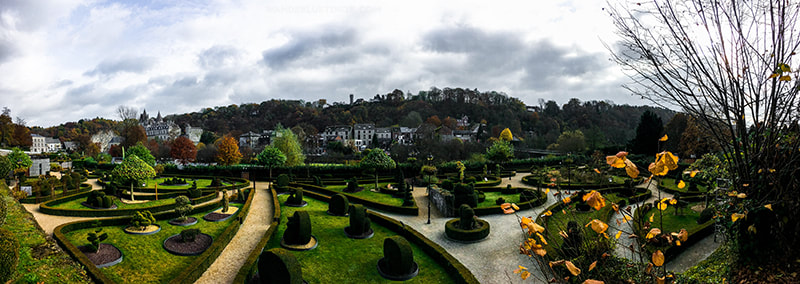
[283,211,312,246]
[345,204,373,238]
[327,194,349,216]
[257,248,304,284]
[0,228,20,283]
[377,236,418,280]
[276,174,290,189]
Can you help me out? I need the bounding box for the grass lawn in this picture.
[325,183,404,206]
[143,178,215,190]
[62,204,241,283]
[267,194,456,283]
[49,195,179,210]
[660,178,709,193]
[477,191,520,208]
[1,182,92,284]
[541,193,625,256]
[639,202,704,234]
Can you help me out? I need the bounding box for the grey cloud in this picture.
[261,26,357,68]
[0,38,15,64]
[521,40,607,90]
[84,57,156,76]
[197,45,240,68]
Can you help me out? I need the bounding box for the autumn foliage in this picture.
[170,136,197,164]
[215,135,242,166]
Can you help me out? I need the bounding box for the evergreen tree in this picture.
[629,111,663,155]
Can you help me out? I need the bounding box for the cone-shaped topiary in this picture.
[257,248,303,284]
[328,194,349,216]
[345,204,372,238]
[377,236,418,280]
[0,228,20,283]
[283,211,312,245]
[401,187,414,207]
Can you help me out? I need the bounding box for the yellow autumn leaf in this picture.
[520,270,531,280]
[646,228,662,239]
[648,162,668,176]
[536,232,548,245]
[764,204,773,211]
[583,190,606,210]
[727,191,738,197]
[615,231,622,239]
[656,276,666,284]
[543,210,553,216]
[676,228,688,242]
[513,265,527,273]
[732,213,745,222]
[544,188,550,194]
[653,250,665,266]
[511,203,520,210]
[622,215,632,223]
[586,219,609,234]
[589,260,597,271]
[612,203,619,212]
[606,155,626,168]
[676,240,681,246]
[565,260,582,276]
[594,168,601,174]
[690,170,699,177]
[624,159,639,178]
[659,134,668,141]
[657,201,668,210]
[737,193,747,198]
[649,213,654,223]
[559,231,569,239]
[563,196,572,204]
[769,73,779,79]
[669,198,678,205]
[677,180,686,189]
[779,75,791,81]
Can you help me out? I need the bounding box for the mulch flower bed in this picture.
[168,217,198,226]
[203,212,232,222]
[163,233,213,256]
[79,244,123,268]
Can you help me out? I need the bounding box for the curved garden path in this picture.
[195,182,273,284]
[378,172,721,283]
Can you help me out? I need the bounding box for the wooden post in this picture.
[155,183,158,201]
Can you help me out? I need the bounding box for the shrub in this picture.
[287,189,304,205]
[0,228,20,283]
[328,194,349,216]
[104,183,119,196]
[402,187,414,207]
[441,179,454,191]
[237,189,246,202]
[86,227,108,253]
[130,211,156,230]
[174,196,193,222]
[86,191,112,208]
[102,196,113,208]
[457,204,476,230]
[501,184,516,194]
[698,207,714,224]
[62,174,73,190]
[276,174,290,188]
[453,183,478,208]
[283,211,312,245]
[347,204,371,236]
[382,236,415,276]
[186,181,202,198]
[312,175,324,187]
[257,248,303,284]
[180,229,200,243]
[346,177,359,192]
[495,197,505,205]
[210,177,223,187]
[0,198,6,227]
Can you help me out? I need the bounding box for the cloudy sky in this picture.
[0,0,641,127]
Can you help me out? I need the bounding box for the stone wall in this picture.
[429,186,456,217]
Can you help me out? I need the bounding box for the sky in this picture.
[0,0,641,127]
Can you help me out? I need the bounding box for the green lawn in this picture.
[49,195,179,210]
[660,178,709,193]
[143,178,215,190]
[640,202,704,234]
[1,182,91,284]
[325,183,404,206]
[477,191,520,208]
[62,204,241,283]
[267,194,456,283]
[541,193,624,256]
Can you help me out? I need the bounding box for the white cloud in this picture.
[0,0,641,127]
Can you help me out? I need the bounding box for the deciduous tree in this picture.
[485,140,514,164]
[359,149,396,190]
[126,142,156,167]
[256,146,286,179]
[170,136,197,164]
[215,135,242,166]
[272,126,305,166]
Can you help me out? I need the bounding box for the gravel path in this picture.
[195,182,273,284]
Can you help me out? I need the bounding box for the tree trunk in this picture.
[130,183,134,201]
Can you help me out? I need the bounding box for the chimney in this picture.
[350,94,354,105]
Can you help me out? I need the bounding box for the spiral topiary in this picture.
[0,228,20,283]
[345,204,372,238]
[377,236,418,280]
[327,194,349,216]
[283,211,312,246]
[257,248,304,284]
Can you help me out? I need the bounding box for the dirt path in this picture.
[195,182,273,284]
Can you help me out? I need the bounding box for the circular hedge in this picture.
[444,219,490,242]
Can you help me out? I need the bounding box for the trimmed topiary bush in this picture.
[210,177,223,187]
[444,204,490,242]
[257,248,304,284]
[282,211,312,246]
[495,197,506,205]
[180,228,200,243]
[698,207,714,224]
[86,227,108,253]
[286,189,304,205]
[563,221,583,258]
[174,195,193,222]
[186,181,202,198]
[377,236,418,281]
[276,174,290,189]
[85,191,113,208]
[0,228,20,283]
[327,194,349,216]
[0,198,6,227]
[130,210,156,231]
[345,177,360,193]
[222,190,230,213]
[453,183,478,208]
[345,204,373,238]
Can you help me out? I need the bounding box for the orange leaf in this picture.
[612,203,619,212]
[649,213,654,222]
[583,190,606,210]
[589,261,597,271]
[513,265,526,274]
[676,228,688,242]
[732,213,745,222]
[520,270,531,280]
[565,260,581,276]
[646,228,662,239]
[690,170,699,177]
[669,198,678,205]
[779,75,791,81]
[657,201,668,210]
[652,250,665,266]
[606,156,625,168]
[544,188,550,194]
[586,219,609,234]
[563,196,572,204]
[624,159,639,178]
[659,134,668,141]
[583,280,604,284]
[594,168,601,174]
[677,180,686,189]
[764,204,773,211]
[737,193,747,198]
[543,210,553,216]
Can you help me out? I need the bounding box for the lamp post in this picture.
[427,154,433,225]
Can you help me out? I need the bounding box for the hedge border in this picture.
[292,190,480,284]
[632,201,715,262]
[100,175,250,194]
[233,188,281,283]
[520,174,627,190]
[52,186,254,284]
[473,190,548,216]
[20,183,93,204]
[291,183,418,215]
[39,180,248,217]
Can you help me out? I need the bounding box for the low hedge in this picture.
[39,187,231,217]
[107,176,250,194]
[296,190,479,284]
[632,203,715,262]
[52,188,252,284]
[20,183,93,204]
[472,190,548,216]
[444,219,491,242]
[234,188,281,283]
[291,183,418,216]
